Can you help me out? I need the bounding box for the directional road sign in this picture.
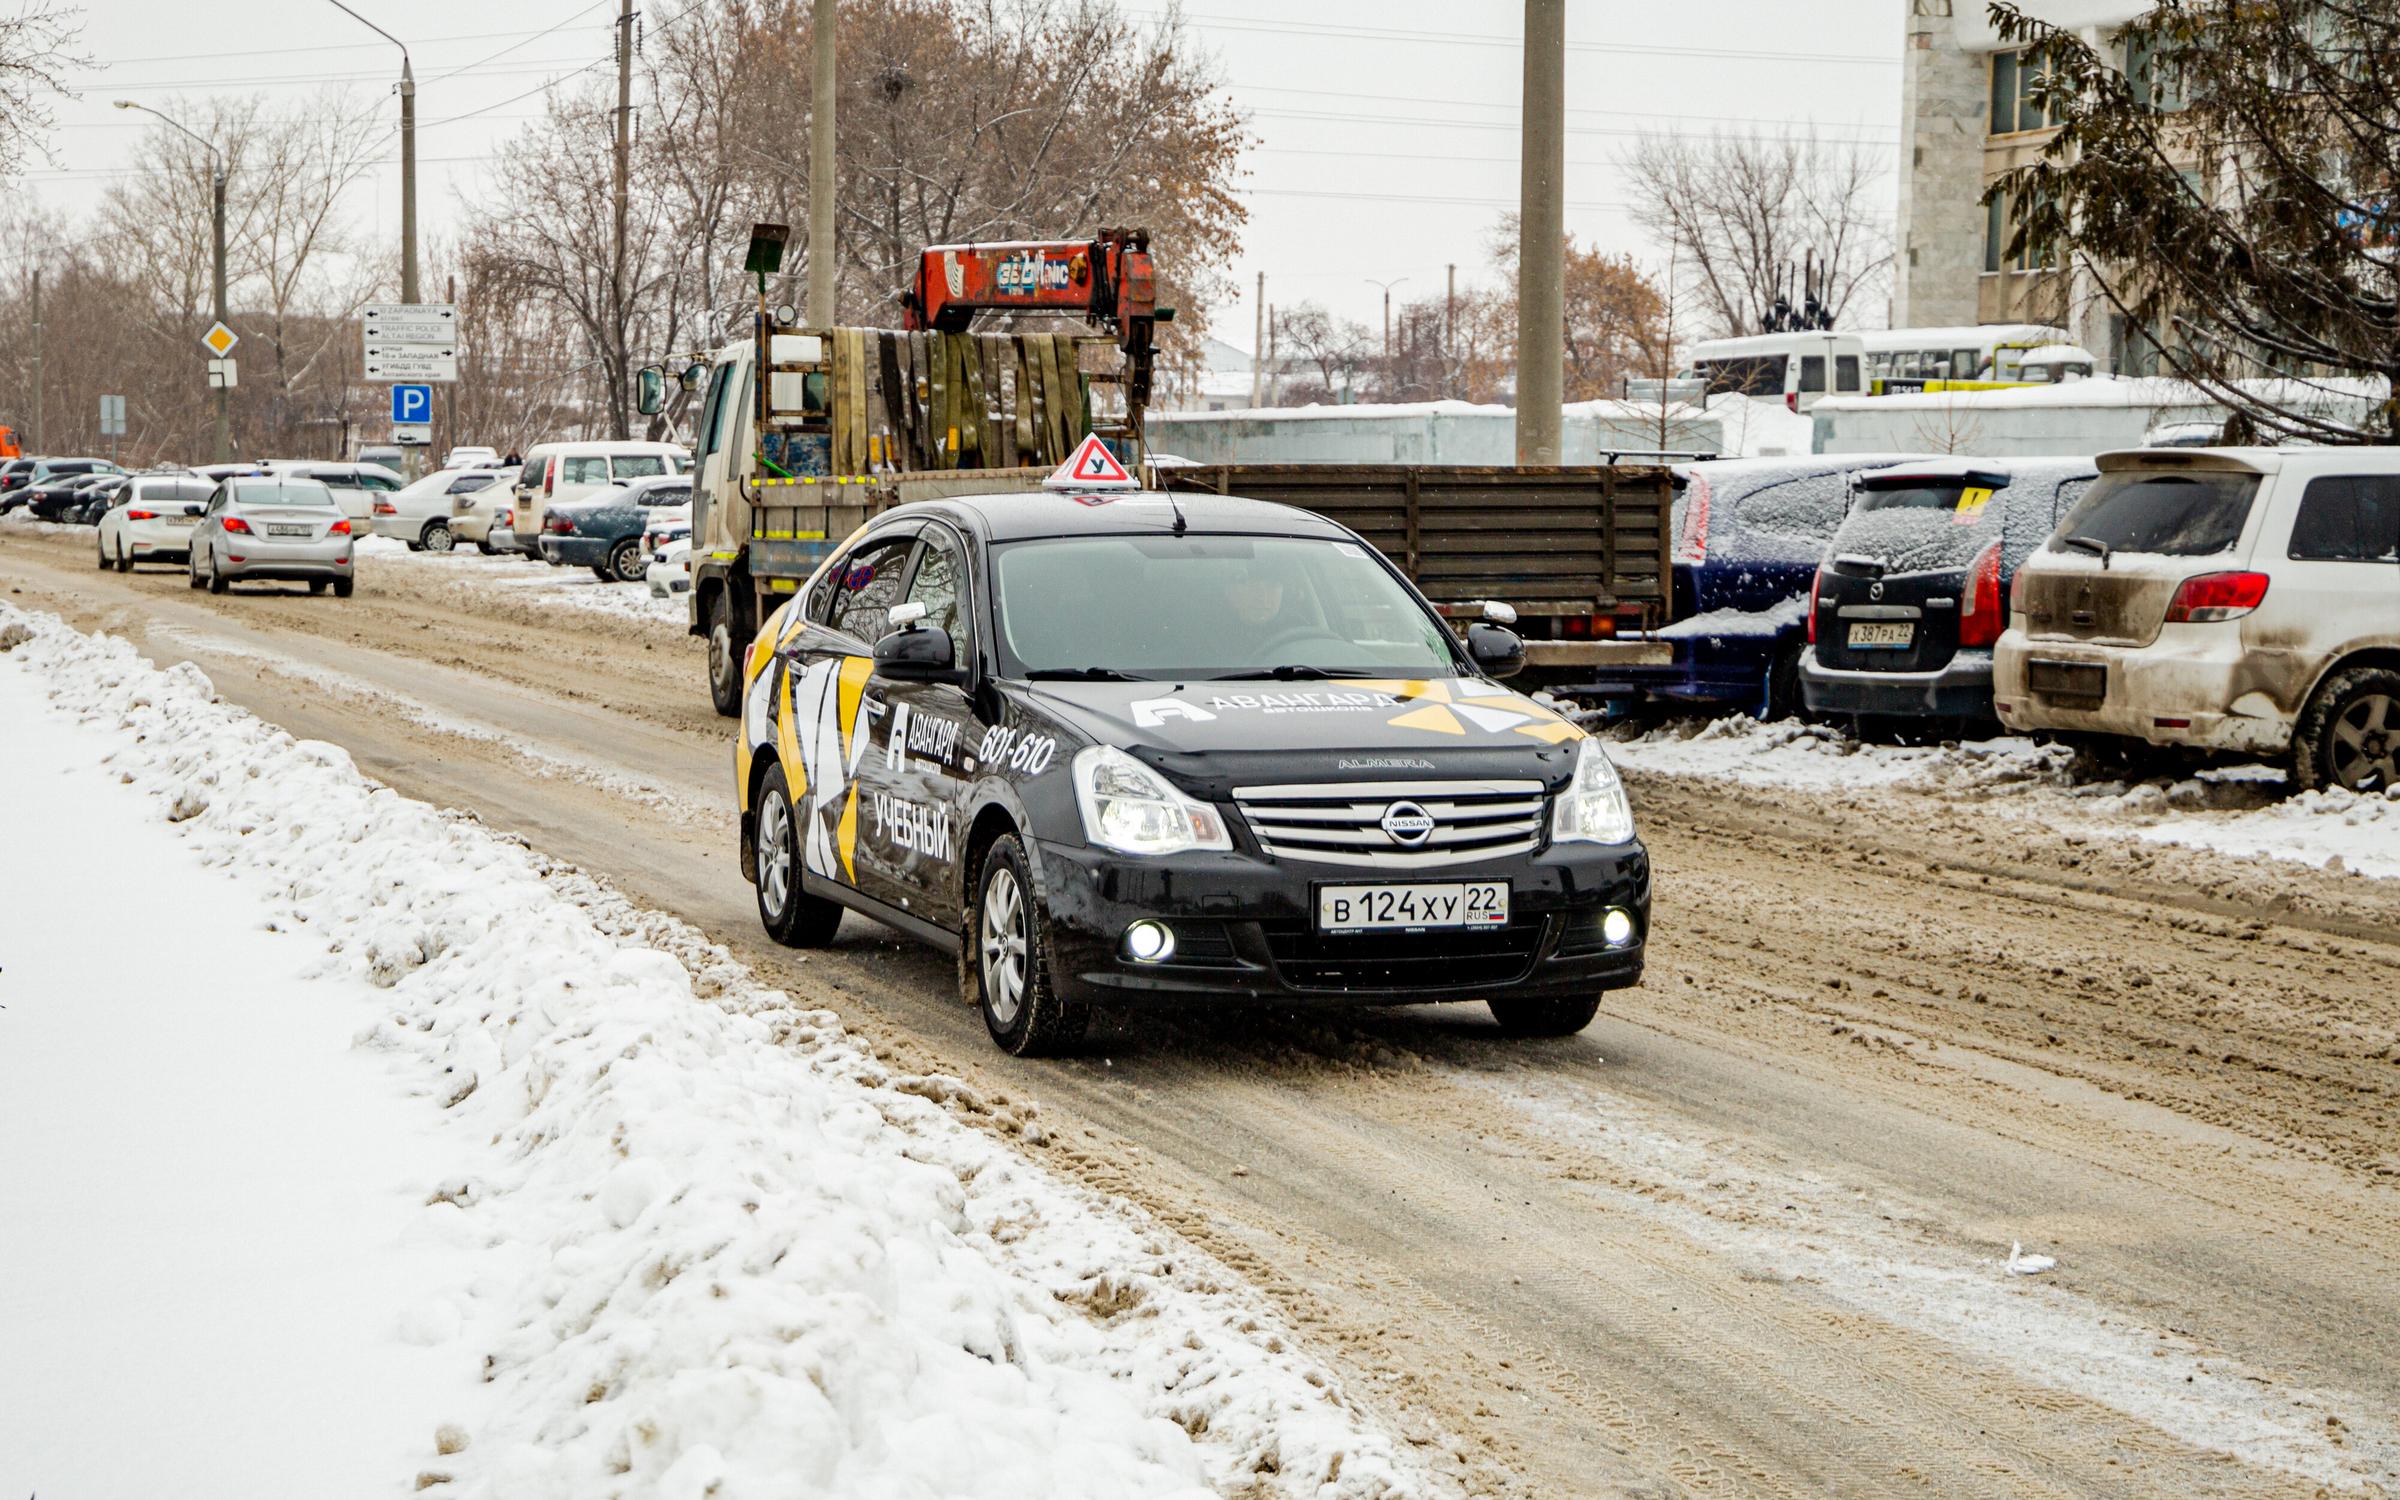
[201,321,239,357]
[390,384,433,426]
[362,302,459,384]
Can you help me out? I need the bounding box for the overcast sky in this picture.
[36,0,1902,352]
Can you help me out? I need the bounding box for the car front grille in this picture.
[1231,779,1547,869]
[1258,915,1549,992]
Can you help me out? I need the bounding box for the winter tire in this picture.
[422,521,455,552]
[608,537,644,583]
[332,577,355,599]
[754,774,842,947]
[707,591,745,718]
[1487,994,1602,1038]
[309,580,328,595]
[115,541,133,573]
[207,552,227,594]
[94,541,108,569]
[2294,667,2400,794]
[188,552,204,589]
[971,834,1087,1056]
[1763,641,1805,722]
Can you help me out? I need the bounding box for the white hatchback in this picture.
[371,467,512,551]
[1995,448,2400,791]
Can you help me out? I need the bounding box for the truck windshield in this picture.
[991,534,1460,680]
[2050,471,2259,557]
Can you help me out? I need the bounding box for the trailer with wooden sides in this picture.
[1154,463,1683,692]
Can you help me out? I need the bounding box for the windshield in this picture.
[991,534,1460,680]
[2050,471,2258,557]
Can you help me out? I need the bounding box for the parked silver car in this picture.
[187,476,357,596]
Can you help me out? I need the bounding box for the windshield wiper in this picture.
[1026,666,1147,682]
[2061,535,2113,569]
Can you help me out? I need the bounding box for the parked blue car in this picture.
[539,474,692,582]
[1587,455,1924,719]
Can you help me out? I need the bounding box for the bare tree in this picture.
[0,1,83,178]
[1275,303,1372,403]
[1622,129,1892,339]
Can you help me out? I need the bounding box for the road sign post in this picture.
[362,303,458,384]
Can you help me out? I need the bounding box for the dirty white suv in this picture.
[1994,448,2400,791]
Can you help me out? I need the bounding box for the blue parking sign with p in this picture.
[391,384,432,424]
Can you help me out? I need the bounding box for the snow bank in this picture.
[1650,595,1807,641]
[0,603,1426,1500]
[368,547,688,626]
[1605,714,2400,879]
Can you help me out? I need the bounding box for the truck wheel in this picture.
[1487,994,1602,1038]
[970,834,1087,1056]
[421,520,455,552]
[2294,667,2400,794]
[707,591,746,718]
[754,775,843,946]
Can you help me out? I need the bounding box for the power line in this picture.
[1119,8,1897,66]
[429,0,614,83]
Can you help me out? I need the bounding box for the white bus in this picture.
[1859,323,2068,390]
[1686,331,1868,413]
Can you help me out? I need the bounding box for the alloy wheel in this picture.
[980,867,1029,1028]
[759,787,794,916]
[2330,692,2400,791]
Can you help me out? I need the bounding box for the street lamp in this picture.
[325,0,416,305]
[1365,276,1411,357]
[117,99,230,463]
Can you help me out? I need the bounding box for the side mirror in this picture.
[1465,622,1526,679]
[681,361,709,393]
[635,365,666,416]
[874,608,960,682]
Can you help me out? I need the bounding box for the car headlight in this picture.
[1073,745,1231,856]
[1552,739,1635,845]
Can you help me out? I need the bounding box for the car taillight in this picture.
[2165,570,2270,623]
[547,513,576,534]
[544,459,556,495]
[373,500,396,515]
[1806,569,1821,644]
[1958,541,2004,648]
[330,518,352,535]
[1674,474,1711,566]
[1786,391,1798,414]
[221,516,252,534]
[498,508,513,527]
[125,509,156,521]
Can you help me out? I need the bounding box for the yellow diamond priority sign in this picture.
[201,321,239,358]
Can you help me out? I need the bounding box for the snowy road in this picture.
[5,522,2397,1497]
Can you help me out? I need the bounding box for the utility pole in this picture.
[805,0,838,327]
[613,0,634,438]
[116,101,229,461]
[1515,0,1565,464]
[1249,271,1265,408]
[1265,304,1278,407]
[29,267,41,453]
[1445,262,1457,399]
[327,3,415,302]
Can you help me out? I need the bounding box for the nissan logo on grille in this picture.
[1379,801,1436,847]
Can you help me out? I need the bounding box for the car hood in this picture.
[1023,675,1590,793]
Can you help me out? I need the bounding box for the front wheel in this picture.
[188,550,205,589]
[1487,994,1602,1038]
[2294,667,2400,793]
[971,835,1088,1056]
[754,776,843,946]
[707,591,746,718]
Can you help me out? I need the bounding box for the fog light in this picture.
[1602,907,1637,948]
[1123,919,1175,963]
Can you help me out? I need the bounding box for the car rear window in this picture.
[2287,475,2400,563]
[2051,471,2259,557]
[1831,471,2015,574]
[235,480,337,507]
[611,455,668,480]
[562,456,611,485]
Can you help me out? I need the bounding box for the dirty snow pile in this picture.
[0,603,1425,1500]
[1606,714,2400,879]
[366,543,688,626]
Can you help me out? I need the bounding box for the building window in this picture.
[1989,48,2061,134]
[1985,192,2004,273]
[1984,188,2057,274]
[2123,32,2187,112]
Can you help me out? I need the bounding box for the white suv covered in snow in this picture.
[1994,448,2400,791]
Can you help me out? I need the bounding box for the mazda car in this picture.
[736,486,1650,1056]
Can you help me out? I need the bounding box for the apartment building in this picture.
[1895,0,2159,369]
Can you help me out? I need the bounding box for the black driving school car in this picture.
[735,475,1651,1056]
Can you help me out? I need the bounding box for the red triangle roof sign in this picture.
[1044,434,1137,490]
